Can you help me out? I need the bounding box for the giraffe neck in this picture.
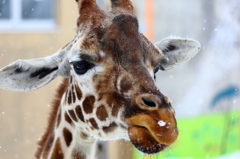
[35,79,97,159]
[48,106,97,159]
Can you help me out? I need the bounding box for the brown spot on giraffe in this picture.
[63,128,73,147]
[96,105,108,121]
[103,122,118,133]
[97,90,125,118]
[82,95,95,114]
[68,109,78,122]
[105,92,125,117]
[111,104,122,117]
[89,118,99,129]
[65,112,72,124]
[68,90,72,105]
[72,85,76,103]
[75,105,85,122]
[119,76,133,93]
[56,108,61,127]
[94,67,118,94]
[75,84,82,100]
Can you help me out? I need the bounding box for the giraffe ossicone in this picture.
[0,0,200,159]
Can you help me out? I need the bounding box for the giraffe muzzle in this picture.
[126,113,178,153]
[125,94,178,154]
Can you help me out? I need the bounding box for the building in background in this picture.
[0,0,239,159]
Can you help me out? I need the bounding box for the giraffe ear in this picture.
[155,37,201,70]
[0,51,68,92]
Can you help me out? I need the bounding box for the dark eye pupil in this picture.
[72,60,94,75]
[75,63,85,70]
[153,67,159,74]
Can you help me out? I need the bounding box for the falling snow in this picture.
[158,120,166,127]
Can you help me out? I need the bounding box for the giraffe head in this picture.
[0,0,200,154]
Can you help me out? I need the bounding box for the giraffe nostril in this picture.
[142,97,157,107]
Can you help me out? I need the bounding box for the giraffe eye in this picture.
[153,67,160,74]
[71,60,95,75]
[153,65,164,74]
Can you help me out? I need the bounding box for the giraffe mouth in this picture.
[128,126,167,154]
[126,113,178,154]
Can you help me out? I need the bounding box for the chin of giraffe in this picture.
[0,0,201,158]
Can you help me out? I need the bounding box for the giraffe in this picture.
[0,0,201,159]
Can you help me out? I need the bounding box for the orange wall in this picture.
[144,0,154,42]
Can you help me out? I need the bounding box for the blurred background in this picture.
[0,0,239,159]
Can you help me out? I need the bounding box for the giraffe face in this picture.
[63,13,182,153]
[0,0,201,155]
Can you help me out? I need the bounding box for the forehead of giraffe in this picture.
[100,14,143,68]
[67,13,163,75]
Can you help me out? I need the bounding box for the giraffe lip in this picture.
[125,114,178,149]
[128,125,167,154]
